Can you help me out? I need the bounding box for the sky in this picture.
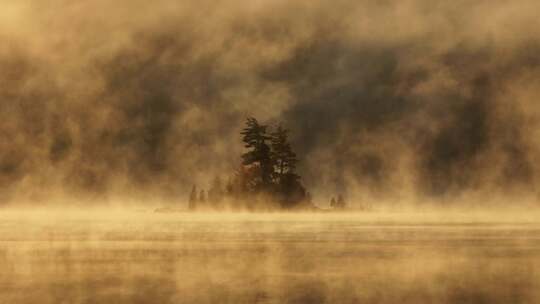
[1,0,540,206]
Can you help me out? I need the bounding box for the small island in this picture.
[187,117,346,211]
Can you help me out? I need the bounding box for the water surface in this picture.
[1,211,539,303]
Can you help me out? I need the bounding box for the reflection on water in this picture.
[0,211,539,303]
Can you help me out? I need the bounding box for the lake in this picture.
[0,210,539,303]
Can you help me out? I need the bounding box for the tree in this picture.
[225,164,261,209]
[278,172,307,208]
[199,190,206,205]
[305,191,313,204]
[336,194,346,209]
[240,117,273,191]
[330,195,346,209]
[188,185,198,210]
[208,176,225,206]
[270,125,298,182]
[330,197,336,208]
[269,125,307,208]
[193,117,314,211]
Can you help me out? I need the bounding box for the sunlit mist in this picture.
[1,0,540,303]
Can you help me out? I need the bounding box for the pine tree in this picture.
[240,117,273,190]
[221,117,313,210]
[270,125,307,208]
[270,125,298,182]
[188,185,198,210]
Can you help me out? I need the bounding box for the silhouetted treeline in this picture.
[330,195,347,210]
[189,117,313,211]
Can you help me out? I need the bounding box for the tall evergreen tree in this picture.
[270,125,298,181]
[215,117,313,210]
[270,125,307,208]
[240,117,273,190]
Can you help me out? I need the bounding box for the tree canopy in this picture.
[189,117,312,210]
[240,117,274,191]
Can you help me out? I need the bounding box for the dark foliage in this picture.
[190,118,312,210]
[240,118,274,190]
[188,185,197,210]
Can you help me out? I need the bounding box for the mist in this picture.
[2,0,540,207]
